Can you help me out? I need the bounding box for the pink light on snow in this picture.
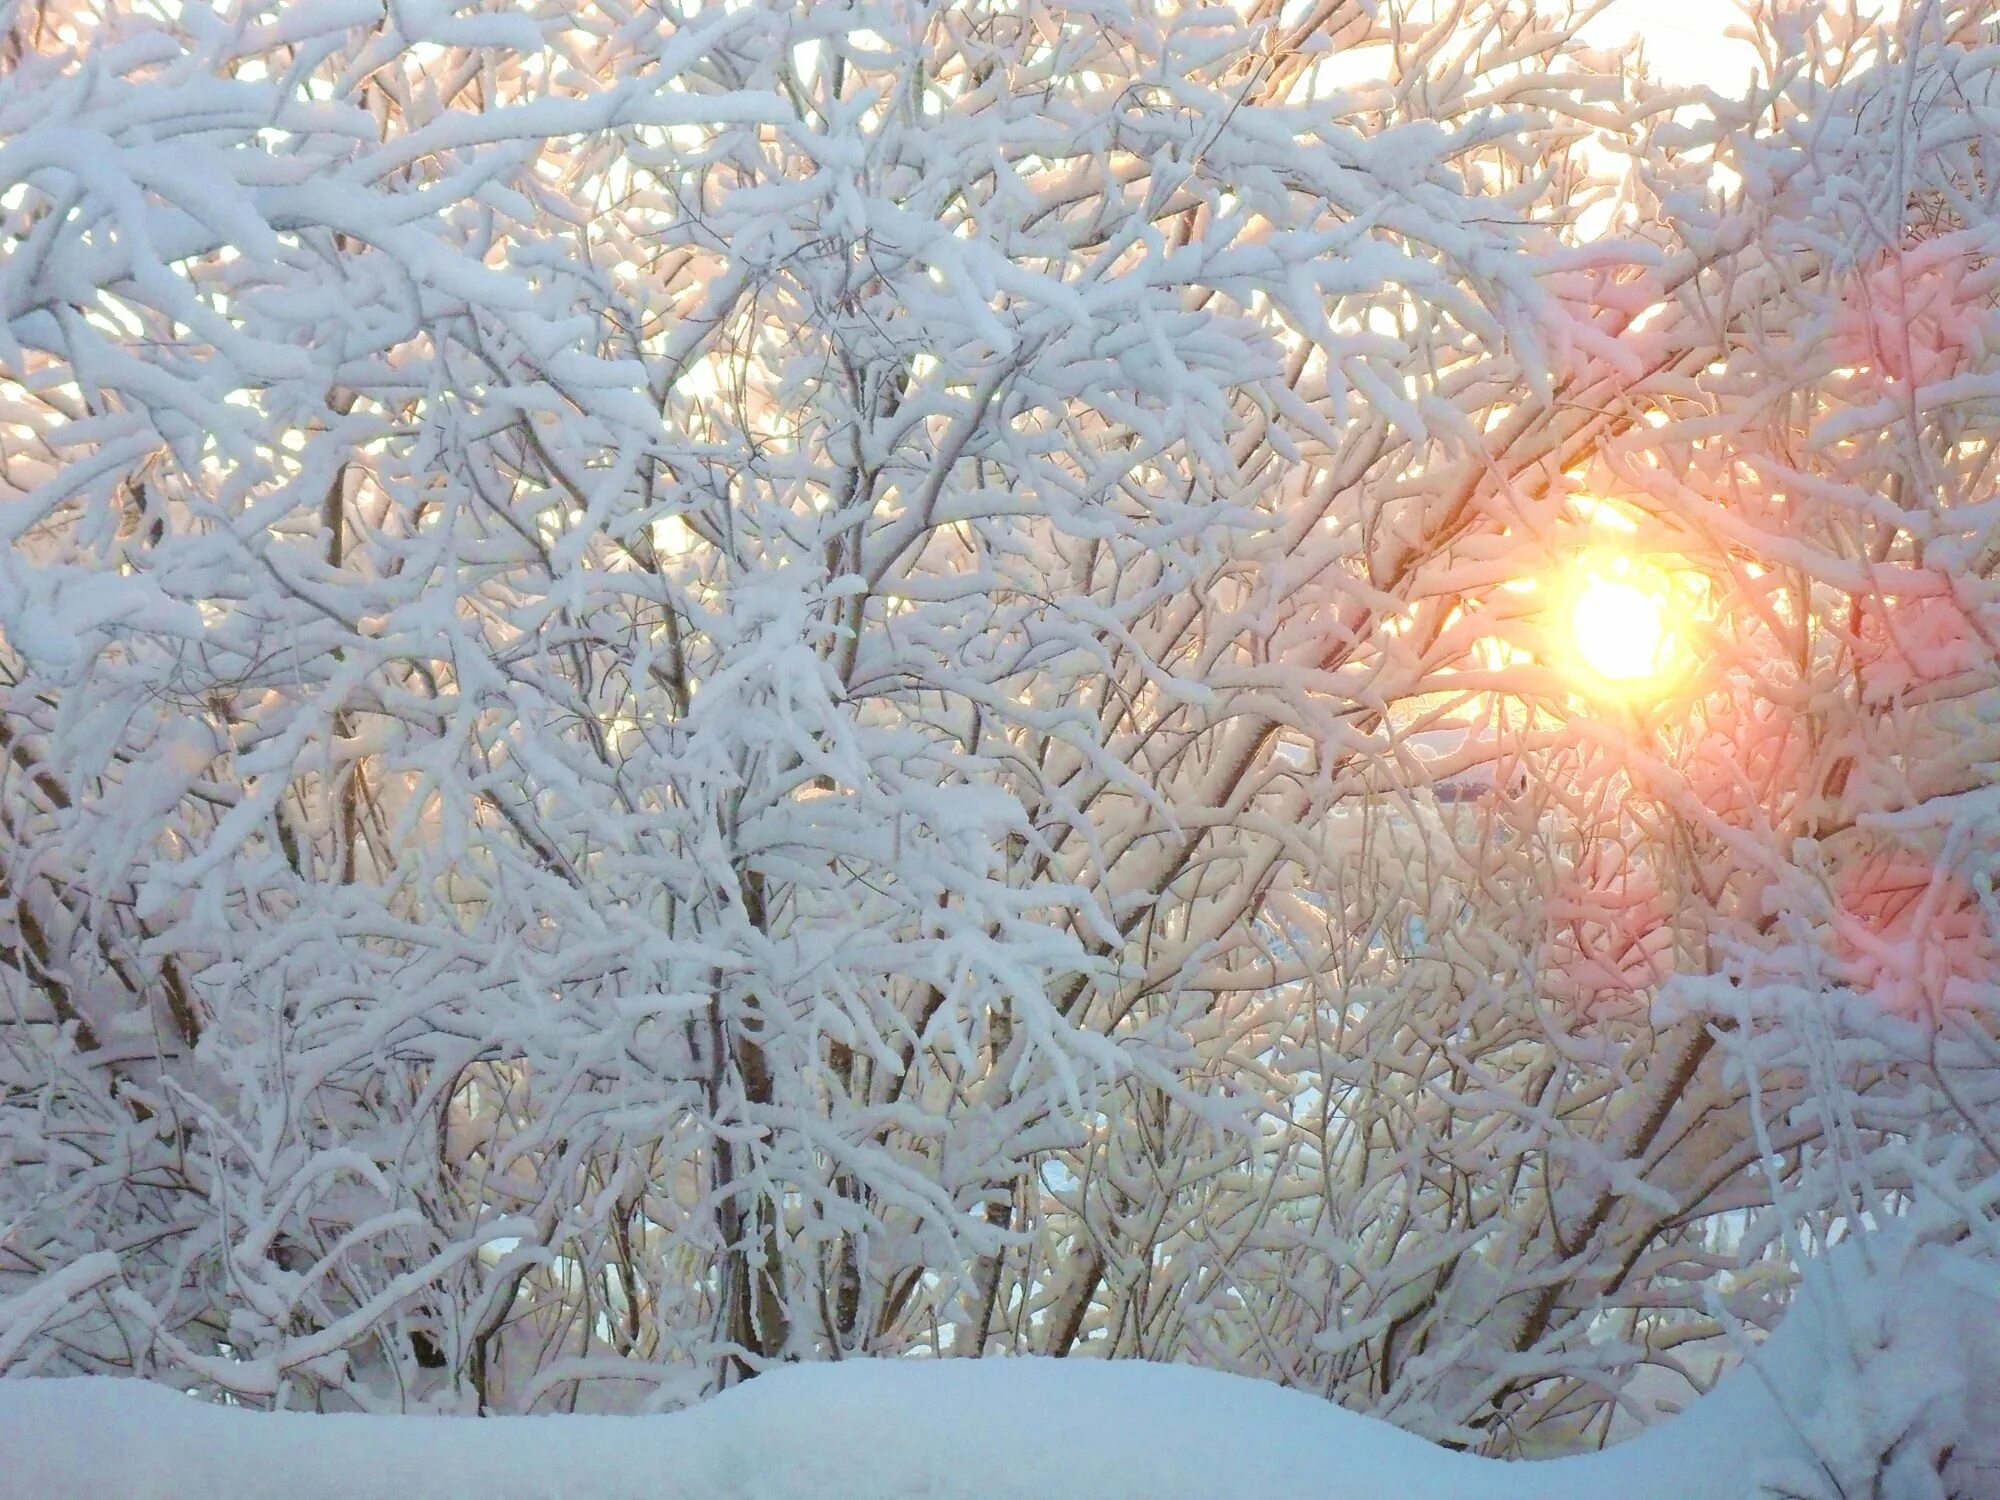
[1833,847,1993,1023]
[1543,842,1675,1018]
[1852,591,1990,702]
[1831,244,1986,393]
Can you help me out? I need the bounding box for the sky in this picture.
[1583,0,1909,86]
[1582,0,1769,85]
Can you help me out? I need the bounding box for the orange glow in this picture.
[1557,553,1692,701]
[1573,577,1669,682]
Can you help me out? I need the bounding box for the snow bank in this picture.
[3,1237,1995,1500]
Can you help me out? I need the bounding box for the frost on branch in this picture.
[0,0,1997,1471]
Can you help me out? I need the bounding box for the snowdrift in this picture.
[3,1237,1996,1500]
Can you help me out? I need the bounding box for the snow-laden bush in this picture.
[2,0,1998,1459]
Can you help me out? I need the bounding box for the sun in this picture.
[1572,576,1669,682]
[1559,554,1687,698]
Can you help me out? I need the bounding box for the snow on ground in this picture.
[3,1236,1996,1500]
[2,1360,1690,1500]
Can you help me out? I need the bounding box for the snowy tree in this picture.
[2,0,1996,1475]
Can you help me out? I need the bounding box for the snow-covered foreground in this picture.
[2,1362,1698,1500]
[4,1239,1996,1500]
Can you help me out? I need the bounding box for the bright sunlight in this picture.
[1560,554,1687,698]
[1573,576,1668,681]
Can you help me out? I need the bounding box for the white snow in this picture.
[4,1234,1996,1500]
[0,1360,1683,1500]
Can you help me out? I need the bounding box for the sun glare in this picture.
[1559,554,1689,699]
[1573,577,1669,682]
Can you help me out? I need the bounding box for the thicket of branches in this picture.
[3,0,1998,1464]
